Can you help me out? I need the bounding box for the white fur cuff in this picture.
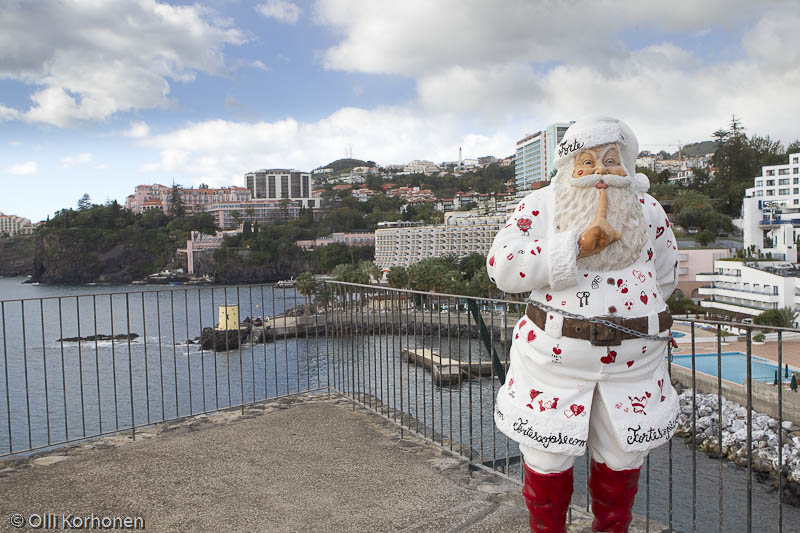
[548,231,579,290]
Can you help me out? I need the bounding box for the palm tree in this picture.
[776,306,799,328]
[295,272,317,315]
[387,266,409,289]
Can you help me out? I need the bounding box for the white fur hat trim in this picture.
[554,117,639,176]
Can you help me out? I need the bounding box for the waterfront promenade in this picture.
[0,392,655,532]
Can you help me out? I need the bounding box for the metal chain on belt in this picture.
[526,298,676,344]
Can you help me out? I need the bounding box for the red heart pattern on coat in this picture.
[640,292,648,305]
[600,350,617,364]
[488,256,495,267]
[519,272,526,278]
[545,294,552,302]
[552,346,562,355]
[626,361,634,367]
[656,226,665,238]
[570,404,584,416]
[532,210,540,216]
[645,391,652,398]
[527,330,536,342]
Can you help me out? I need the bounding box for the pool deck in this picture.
[673,337,800,368]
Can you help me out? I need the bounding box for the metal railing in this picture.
[1,281,799,532]
[0,285,327,457]
[323,281,800,533]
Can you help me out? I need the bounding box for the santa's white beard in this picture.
[552,169,647,271]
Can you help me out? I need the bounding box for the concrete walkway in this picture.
[0,393,657,532]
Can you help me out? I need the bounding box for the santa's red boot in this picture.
[588,460,641,533]
[522,463,573,533]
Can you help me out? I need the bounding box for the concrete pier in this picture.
[403,347,507,385]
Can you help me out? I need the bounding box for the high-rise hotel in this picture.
[514,121,573,194]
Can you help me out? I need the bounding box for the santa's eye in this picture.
[605,158,617,164]
[583,160,593,165]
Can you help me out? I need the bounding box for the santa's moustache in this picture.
[553,172,647,271]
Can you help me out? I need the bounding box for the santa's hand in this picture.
[577,190,622,258]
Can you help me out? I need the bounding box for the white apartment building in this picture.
[374,212,506,269]
[403,160,441,175]
[245,169,316,208]
[741,152,800,260]
[205,199,305,229]
[696,259,800,322]
[0,213,34,237]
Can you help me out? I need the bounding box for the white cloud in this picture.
[9,161,38,175]
[124,121,151,138]
[0,0,246,126]
[256,1,302,25]
[311,0,800,146]
[139,107,513,186]
[60,152,93,168]
[0,104,20,122]
[314,0,753,77]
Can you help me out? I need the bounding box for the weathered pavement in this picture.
[0,393,659,532]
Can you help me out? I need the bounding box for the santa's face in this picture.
[571,144,627,185]
[552,143,647,271]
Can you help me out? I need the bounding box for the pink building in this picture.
[296,232,376,250]
[677,247,730,300]
[126,184,251,215]
[387,186,436,203]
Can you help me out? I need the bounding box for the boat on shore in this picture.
[275,278,295,288]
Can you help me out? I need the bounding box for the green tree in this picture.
[77,193,92,211]
[357,260,380,283]
[187,212,219,236]
[319,243,352,272]
[666,289,695,315]
[694,230,715,246]
[295,272,317,314]
[169,183,186,218]
[754,307,799,328]
[331,263,369,284]
[230,210,242,229]
[386,266,410,288]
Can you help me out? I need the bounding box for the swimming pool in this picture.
[670,352,795,384]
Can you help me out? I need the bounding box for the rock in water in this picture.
[199,327,250,351]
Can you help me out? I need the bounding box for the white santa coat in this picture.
[488,185,680,456]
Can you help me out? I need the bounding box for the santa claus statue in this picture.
[487,117,679,533]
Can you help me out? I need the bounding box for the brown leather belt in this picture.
[525,303,672,347]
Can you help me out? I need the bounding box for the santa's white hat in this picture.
[554,117,639,177]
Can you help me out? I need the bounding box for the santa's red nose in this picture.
[595,181,608,189]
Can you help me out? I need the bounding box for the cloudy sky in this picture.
[2,0,800,221]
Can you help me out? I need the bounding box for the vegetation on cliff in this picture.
[32,200,217,283]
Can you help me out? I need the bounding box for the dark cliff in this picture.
[0,237,35,277]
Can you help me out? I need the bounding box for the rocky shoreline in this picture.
[675,388,800,505]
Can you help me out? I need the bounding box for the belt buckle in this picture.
[589,317,622,346]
